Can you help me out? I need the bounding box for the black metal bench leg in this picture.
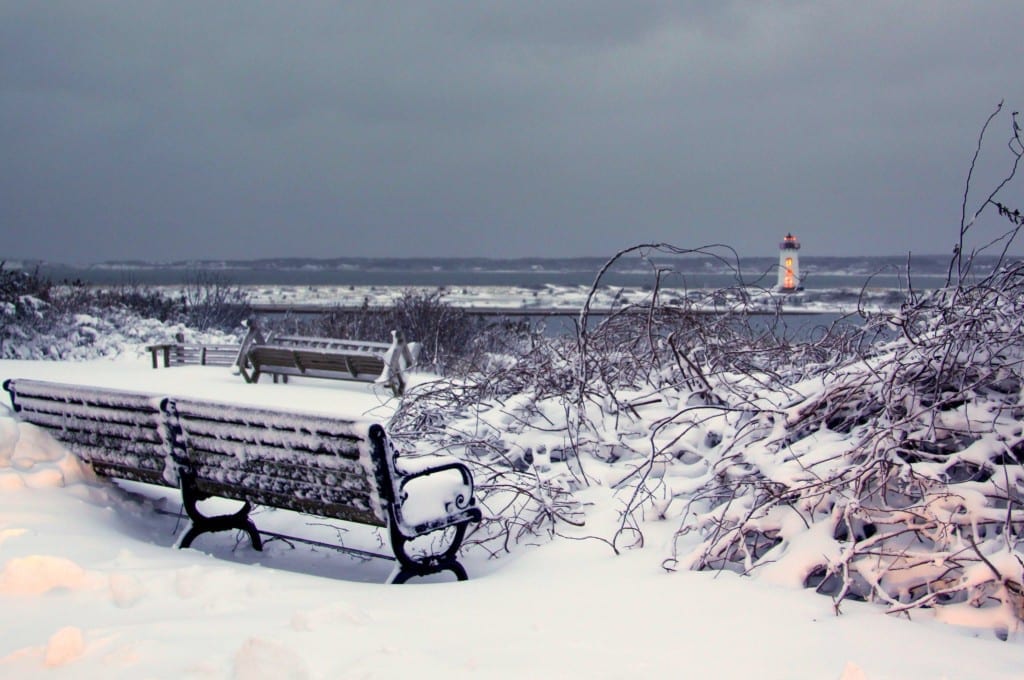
[176,471,263,551]
[388,517,470,583]
[391,561,468,584]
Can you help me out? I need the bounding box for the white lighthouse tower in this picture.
[777,232,801,292]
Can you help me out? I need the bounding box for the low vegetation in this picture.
[0,267,250,359]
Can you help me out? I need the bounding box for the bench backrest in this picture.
[166,397,389,526]
[2,379,173,487]
[248,345,387,380]
[3,378,391,527]
[269,334,392,353]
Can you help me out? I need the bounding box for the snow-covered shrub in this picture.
[0,263,52,304]
[1,264,57,358]
[180,271,251,331]
[389,332,585,557]
[89,282,180,322]
[392,236,1024,635]
[0,265,245,360]
[669,265,1024,633]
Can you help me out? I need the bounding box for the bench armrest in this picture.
[393,460,480,535]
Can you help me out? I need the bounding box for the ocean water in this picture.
[30,253,983,290]
[24,253,995,339]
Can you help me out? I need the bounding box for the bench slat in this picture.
[299,354,384,373]
[56,441,169,482]
[190,477,384,526]
[257,346,384,361]
[24,425,167,460]
[183,439,375,489]
[271,335,391,352]
[184,438,368,479]
[188,462,377,509]
[178,415,364,451]
[249,347,298,362]
[171,401,369,443]
[88,459,172,487]
[16,410,164,445]
[255,366,384,382]
[9,387,158,413]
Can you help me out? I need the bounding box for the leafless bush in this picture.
[389,333,586,557]
[181,271,251,331]
[664,104,1024,634]
[668,262,1024,631]
[90,281,180,321]
[410,244,1024,629]
[389,246,814,558]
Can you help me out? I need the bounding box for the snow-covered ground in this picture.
[1,353,1022,679]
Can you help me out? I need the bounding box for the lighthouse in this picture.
[777,232,801,292]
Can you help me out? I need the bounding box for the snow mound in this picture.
[232,637,310,680]
[0,555,104,596]
[0,419,89,489]
[44,627,86,668]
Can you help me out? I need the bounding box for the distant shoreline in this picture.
[250,303,829,317]
[3,253,1004,290]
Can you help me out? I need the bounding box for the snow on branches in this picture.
[391,239,1024,636]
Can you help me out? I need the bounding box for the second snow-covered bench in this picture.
[238,329,418,398]
[2,378,481,582]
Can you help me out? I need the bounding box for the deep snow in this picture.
[1,354,1023,679]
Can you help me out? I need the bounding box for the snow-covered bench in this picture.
[2,378,481,582]
[237,328,418,397]
[146,341,241,369]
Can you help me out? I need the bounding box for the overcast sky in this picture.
[2,1,1023,263]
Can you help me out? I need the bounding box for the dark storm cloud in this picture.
[2,1,1023,263]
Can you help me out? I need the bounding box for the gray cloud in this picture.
[2,1,1022,263]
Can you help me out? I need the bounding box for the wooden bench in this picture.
[146,333,241,369]
[238,328,418,398]
[3,378,481,582]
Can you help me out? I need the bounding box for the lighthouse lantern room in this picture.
[777,232,801,292]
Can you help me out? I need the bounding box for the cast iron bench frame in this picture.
[3,378,481,582]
